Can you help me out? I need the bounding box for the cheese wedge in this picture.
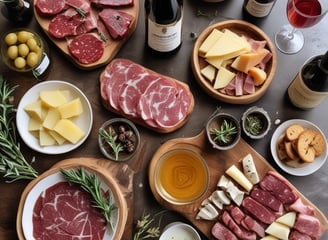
[40,90,67,108]
[24,100,45,122]
[199,29,223,56]
[265,222,290,240]
[201,64,216,82]
[242,153,260,184]
[248,67,267,86]
[226,165,253,192]
[196,203,219,220]
[42,108,61,130]
[39,128,56,146]
[57,98,83,119]
[213,67,236,89]
[53,119,85,144]
[275,212,296,228]
[231,48,270,73]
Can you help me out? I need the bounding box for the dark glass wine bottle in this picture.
[144,0,183,55]
[2,0,33,24]
[243,0,276,18]
[302,51,328,92]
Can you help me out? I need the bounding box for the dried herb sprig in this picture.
[133,211,163,240]
[245,115,263,136]
[0,76,38,182]
[60,167,117,229]
[210,119,237,144]
[100,127,124,160]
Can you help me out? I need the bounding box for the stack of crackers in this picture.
[277,124,326,166]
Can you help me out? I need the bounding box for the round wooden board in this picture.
[33,1,139,70]
[149,130,328,239]
[16,157,134,240]
[191,20,277,104]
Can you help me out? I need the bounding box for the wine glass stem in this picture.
[287,27,297,40]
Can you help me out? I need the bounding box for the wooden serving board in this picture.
[148,130,328,239]
[16,157,134,240]
[33,1,139,70]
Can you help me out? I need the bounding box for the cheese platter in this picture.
[149,130,328,239]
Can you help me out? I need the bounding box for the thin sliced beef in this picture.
[259,171,298,204]
[66,0,91,13]
[250,187,283,212]
[99,8,133,39]
[90,0,134,7]
[211,222,238,240]
[35,0,67,16]
[68,33,104,64]
[242,196,277,224]
[294,213,322,238]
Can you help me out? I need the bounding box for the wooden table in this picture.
[1,0,328,239]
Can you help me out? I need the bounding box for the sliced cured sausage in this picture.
[68,33,104,64]
[35,0,66,16]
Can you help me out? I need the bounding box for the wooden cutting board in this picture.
[16,157,134,240]
[149,130,328,239]
[33,1,139,70]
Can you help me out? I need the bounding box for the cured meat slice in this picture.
[90,0,134,7]
[289,230,312,240]
[242,196,277,224]
[66,0,91,14]
[259,171,298,205]
[288,198,315,215]
[241,216,265,238]
[35,0,66,16]
[33,182,106,240]
[294,213,322,238]
[68,33,104,64]
[99,8,134,39]
[211,222,238,240]
[250,187,283,212]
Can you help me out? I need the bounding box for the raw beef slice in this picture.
[35,0,66,16]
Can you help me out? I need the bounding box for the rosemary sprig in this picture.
[245,115,263,136]
[210,119,237,144]
[100,128,124,160]
[0,76,38,182]
[133,211,162,240]
[60,167,117,228]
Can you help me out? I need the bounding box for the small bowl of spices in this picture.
[98,118,140,161]
[241,106,271,139]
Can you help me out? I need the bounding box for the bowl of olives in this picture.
[1,29,44,73]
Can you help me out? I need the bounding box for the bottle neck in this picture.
[151,0,181,24]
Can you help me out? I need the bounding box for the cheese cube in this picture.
[201,64,216,82]
[276,212,296,228]
[226,165,253,192]
[265,222,290,240]
[42,108,61,130]
[40,90,67,108]
[213,67,236,89]
[231,48,270,73]
[39,128,56,146]
[199,29,223,56]
[24,100,45,121]
[57,98,83,119]
[53,119,85,144]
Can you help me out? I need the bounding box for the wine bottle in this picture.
[144,0,183,55]
[2,0,33,24]
[288,51,328,109]
[243,0,276,18]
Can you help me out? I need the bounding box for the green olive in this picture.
[18,43,29,57]
[27,38,38,51]
[26,52,39,68]
[17,30,33,43]
[7,45,19,60]
[14,57,26,69]
[5,33,18,45]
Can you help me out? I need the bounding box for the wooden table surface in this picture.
[1,0,328,239]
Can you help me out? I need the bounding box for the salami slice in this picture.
[35,0,66,16]
[68,33,104,64]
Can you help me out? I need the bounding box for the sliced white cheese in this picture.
[200,64,216,82]
[216,190,231,205]
[206,56,224,69]
[276,212,297,228]
[226,184,244,206]
[265,222,290,240]
[201,198,211,206]
[199,28,224,57]
[217,175,230,189]
[196,203,219,220]
[226,165,253,192]
[213,67,236,89]
[242,153,260,184]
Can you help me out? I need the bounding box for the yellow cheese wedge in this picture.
[201,64,216,82]
[205,29,251,58]
[199,29,223,57]
[57,98,83,119]
[28,117,42,131]
[206,56,225,69]
[42,108,61,130]
[213,67,236,89]
[231,48,270,73]
[248,67,267,86]
[226,165,253,192]
[53,119,84,144]
[24,100,46,122]
[40,90,68,108]
[49,130,66,145]
[39,128,56,146]
[265,222,290,240]
[275,212,296,228]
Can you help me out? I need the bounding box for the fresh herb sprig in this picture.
[245,115,263,136]
[100,127,124,160]
[0,76,38,182]
[61,167,117,228]
[210,119,237,144]
[133,211,162,240]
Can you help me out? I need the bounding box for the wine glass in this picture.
[275,0,327,54]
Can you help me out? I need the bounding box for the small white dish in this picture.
[270,119,327,176]
[16,80,93,154]
[22,171,118,240]
[159,222,201,240]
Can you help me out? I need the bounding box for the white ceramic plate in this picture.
[16,80,93,154]
[270,119,327,176]
[22,171,119,240]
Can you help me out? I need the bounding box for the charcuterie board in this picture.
[33,1,139,70]
[16,157,134,240]
[149,130,328,239]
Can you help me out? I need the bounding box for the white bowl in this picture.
[16,80,93,154]
[159,222,201,240]
[270,119,327,176]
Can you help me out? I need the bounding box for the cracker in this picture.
[297,130,317,163]
[285,124,305,141]
[311,132,326,156]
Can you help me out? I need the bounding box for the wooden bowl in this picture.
[191,20,277,104]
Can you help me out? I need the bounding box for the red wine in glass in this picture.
[287,0,322,28]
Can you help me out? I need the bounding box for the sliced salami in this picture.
[35,0,66,16]
[68,33,104,64]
